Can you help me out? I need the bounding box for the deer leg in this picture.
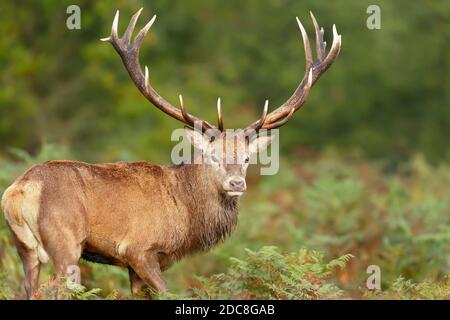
[128,267,147,297]
[14,238,40,299]
[45,239,82,300]
[53,257,81,300]
[127,252,168,293]
[38,207,86,299]
[54,246,82,292]
[22,251,40,299]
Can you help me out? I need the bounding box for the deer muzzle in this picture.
[224,176,247,196]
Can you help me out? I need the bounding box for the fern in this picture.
[192,246,352,300]
[365,275,450,300]
[65,283,102,300]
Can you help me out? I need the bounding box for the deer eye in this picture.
[244,157,250,163]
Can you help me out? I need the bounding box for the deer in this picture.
[1,8,341,299]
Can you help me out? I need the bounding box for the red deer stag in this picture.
[1,8,341,298]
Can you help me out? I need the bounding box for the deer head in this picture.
[183,127,273,196]
[101,8,342,197]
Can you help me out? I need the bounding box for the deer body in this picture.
[2,160,241,296]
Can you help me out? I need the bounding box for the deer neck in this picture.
[173,164,240,251]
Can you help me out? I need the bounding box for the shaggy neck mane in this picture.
[173,164,240,252]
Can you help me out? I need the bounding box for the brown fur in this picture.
[2,160,240,298]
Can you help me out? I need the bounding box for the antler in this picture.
[102,9,340,133]
[246,12,342,131]
[101,9,220,132]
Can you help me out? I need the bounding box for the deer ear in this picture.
[184,127,209,152]
[249,135,274,154]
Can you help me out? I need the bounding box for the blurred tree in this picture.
[0,0,448,163]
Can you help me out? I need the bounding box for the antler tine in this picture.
[321,24,342,73]
[296,17,313,70]
[133,14,157,50]
[310,12,325,61]
[244,14,341,132]
[144,66,149,91]
[102,9,215,132]
[100,10,119,42]
[217,97,223,131]
[179,94,195,127]
[248,100,269,132]
[178,95,211,131]
[122,8,143,44]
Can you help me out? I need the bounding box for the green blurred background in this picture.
[0,0,449,299]
[1,0,449,164]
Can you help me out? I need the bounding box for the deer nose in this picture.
[229,178,246,192]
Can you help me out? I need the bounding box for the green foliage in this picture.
[192,247,352,300]
[249,152,450,287]
[104,289,119,300]
[153,290,192,301]
[365,276,450,300]
[27,278,103,300]
[64,283,103,300]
